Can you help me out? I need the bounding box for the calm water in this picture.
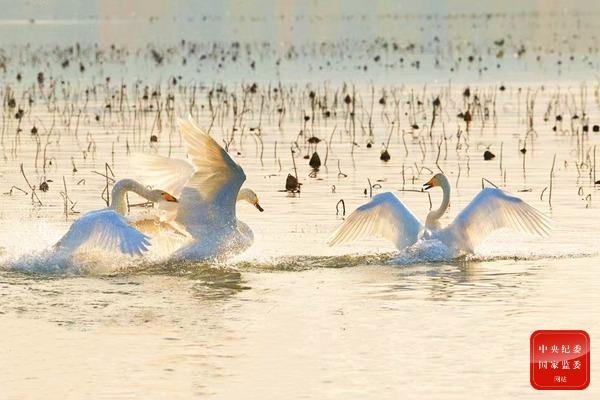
[1,2,600,399]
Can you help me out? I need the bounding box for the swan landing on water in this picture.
[55,179,179,256]
[328,173,552,257]
[134,117,264,261]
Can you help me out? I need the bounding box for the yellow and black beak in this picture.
[423,178,435,190]
[162,192,179,203]
[255,202,264,212]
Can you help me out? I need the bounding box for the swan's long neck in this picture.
[426,178,451,229]
[237,188,255,204]
[109,179,151,215]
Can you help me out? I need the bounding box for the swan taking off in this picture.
[133,117,263,260]
[328,173,551,256]
[55,179,178,256]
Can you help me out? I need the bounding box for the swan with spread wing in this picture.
[328,173,551,256]
[55,179,178,256]
[133,117,263,260]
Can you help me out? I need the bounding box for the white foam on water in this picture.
[0,220,182,275]
[388,239,457,265]
[1,218,596,275]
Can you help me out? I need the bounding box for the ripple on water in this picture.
[2,241,597,277]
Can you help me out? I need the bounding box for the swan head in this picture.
[423,173,449,191]
[237,188,264,212]
[147,189,179,204]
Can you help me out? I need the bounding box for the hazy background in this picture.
[3,0,599,47]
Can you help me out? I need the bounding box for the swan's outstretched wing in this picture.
[449,187,552,251]
[328,192,423,250]
[56,209,151,256]
[132,218,192,254]
[178,117,246,200]
[176,117,246,225]
[132,153,195,197]
[133,218,192,238]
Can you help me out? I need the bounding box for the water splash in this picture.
[1,218,596,276]
[388,239,457,265]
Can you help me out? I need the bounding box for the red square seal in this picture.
[530,330,590,390]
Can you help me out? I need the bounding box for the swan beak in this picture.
[255,202,264,212]
[423,178,434,190]
[162,193,178,202]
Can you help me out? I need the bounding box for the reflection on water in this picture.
[1,252,599,398]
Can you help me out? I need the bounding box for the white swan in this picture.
[133,117,263,260]
[55,179,178,256]
[328,173,551,256]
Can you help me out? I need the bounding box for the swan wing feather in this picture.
[450,187,552,251]
[131,153,195,197]
[178,117,246,202]
[133,218,192,239]
[327,192,423,250]
[56,209,151,256]
[175,117,246,227]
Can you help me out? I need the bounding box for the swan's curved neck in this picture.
[109,179,151,215]
[426,178,451,228]
[237,188,255,204]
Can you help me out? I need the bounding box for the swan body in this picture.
[55,179,178,256]
[134,117,263,261]
[328,173,551,256]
